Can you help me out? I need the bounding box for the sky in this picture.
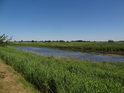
[0,0,124,41]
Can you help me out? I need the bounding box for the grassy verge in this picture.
[0,47,124,93]
[10,42,124,55]
[0,59,40,93]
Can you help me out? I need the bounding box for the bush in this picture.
[0,34,12,46]
[108,40,114,43]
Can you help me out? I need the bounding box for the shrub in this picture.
[0,34,12,46]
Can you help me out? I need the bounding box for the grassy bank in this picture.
[0,47,124,93]
[0,59,39,93]
[11,42,124,55]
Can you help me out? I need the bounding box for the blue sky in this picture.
[0,0,124,41]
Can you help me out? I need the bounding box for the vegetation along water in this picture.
[0,47,124,93]
[11,41,124,55]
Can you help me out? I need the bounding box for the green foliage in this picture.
[0,47,124,93]
[0,34,12,46]
[108,40,114,43]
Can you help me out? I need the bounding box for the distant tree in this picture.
[59,40,65,42]
[76,40,83,42]
[20,40,23,42]
[108,40,114,43]
[0,34,12,46]
[119,40,124,42]
[32,40,35,42]
[47,40,51,42]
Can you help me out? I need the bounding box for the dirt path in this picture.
[0,59,39,93]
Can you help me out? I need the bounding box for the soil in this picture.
[0,59,36,93]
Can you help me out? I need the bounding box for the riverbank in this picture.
[14,46,124,62]
[0,47,124,93]
[10,42,124,56]
[0,59,39,93]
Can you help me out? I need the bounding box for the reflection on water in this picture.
[14,46,124,62]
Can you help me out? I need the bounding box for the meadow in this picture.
[11,42,124,55]
[0,47,124,93]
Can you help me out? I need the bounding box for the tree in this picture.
[0,34,12,46]
[20,40,23,42]
[108,40,114,43]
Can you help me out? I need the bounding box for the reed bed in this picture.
[0,47,124,93]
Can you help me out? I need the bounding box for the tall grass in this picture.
[11,42,124,54]
[0,47,124,93]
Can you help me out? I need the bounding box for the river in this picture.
[14,46,124,62]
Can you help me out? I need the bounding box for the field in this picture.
[11,42,124,55]
[0,47,124,93]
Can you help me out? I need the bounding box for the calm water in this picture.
[14,46,124,62]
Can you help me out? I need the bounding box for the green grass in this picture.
[11,42,124,54]
[17,75,40,93]
[0,47,124,93]
[0,59,40,93]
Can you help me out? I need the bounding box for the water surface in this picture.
[14,46,124,62]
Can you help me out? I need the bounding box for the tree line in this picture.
[14,40,124,43]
